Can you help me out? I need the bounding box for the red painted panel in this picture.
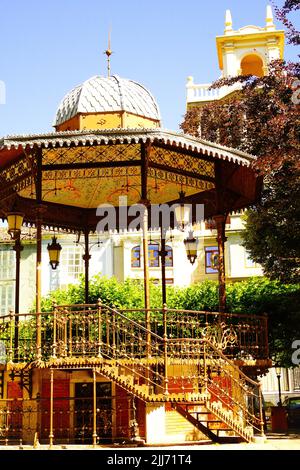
[7,381,22,436]
[115,385,129,439]
[41,379,70,440]
[165,378,193,411]
[209,376,232,406]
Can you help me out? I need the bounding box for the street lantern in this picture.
[47,236,62,270]
[275,365,282,406]
[7,212,24,240]
[175,191,191,230]
[184,231,198,265]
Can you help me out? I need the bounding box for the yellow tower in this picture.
[186,5,285,108]
[217,5,284,78]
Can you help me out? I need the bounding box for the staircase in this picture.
[3,301,264,443]
[96,362,208,403]
[88,304,264,443]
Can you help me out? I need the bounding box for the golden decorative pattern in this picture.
[0,156,34,199]
[148,168,214,191]
[42,144,141,165]
[19,166,142,208]
[149,146,215,178]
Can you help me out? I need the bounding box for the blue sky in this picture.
[0,0,298,136]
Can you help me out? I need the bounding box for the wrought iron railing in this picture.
[203,339,264,437]
[120,307,268,359]
[0,394,139,446]
[0,302,268,364]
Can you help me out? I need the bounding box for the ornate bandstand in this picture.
[0,71,269,446]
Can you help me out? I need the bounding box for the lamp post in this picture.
[7,212,25,358]
[275,365,282,406]
[75,232,103,304]
[47,236,62,270]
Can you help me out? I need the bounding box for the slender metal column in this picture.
[213,214,227,313]
[49,369,54,448]
[36,208,42,359]
[163,303,169,395]
[92,368,98,447]
[141,142,151,359]
[83,229,91,304]
[35,149,43,359]
[142,205,150,311]
[13,236,23,356]
[160,226,167,306]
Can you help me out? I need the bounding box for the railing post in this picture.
[49,368,54,449]
[258,382,265,437]
[8,310,14,363]
[263,313,269,359]
[92,368,98,447]
[112,307,116,358]
[68,311,72,357]
[203,339,208,395]
[97,299,102,358]
[51,302,57,359]
[163,303,169,395]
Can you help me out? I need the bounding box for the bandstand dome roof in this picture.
[54,75,161,127]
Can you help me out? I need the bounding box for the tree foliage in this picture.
[243,163,300,283]
[181,58,300,283]
[273,0,300,48]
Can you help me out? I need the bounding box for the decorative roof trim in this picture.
[0,128,255,167]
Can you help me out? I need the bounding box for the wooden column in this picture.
[160,226,167,306]
[92,368,97,447]
[213,214,227,313]
[142,206,150,311]
[49,368,54,448]
[83,229,91,304]
[141,142,151,358]
[13,236,23,355]
[35,149,43,359]
[140,142,150,312]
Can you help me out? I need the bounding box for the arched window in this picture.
[131,245,141,268]
[241,54,264,78]
[131,244,174,268]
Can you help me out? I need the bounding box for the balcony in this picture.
[186,77,242,105]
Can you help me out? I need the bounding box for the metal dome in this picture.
[54,75,161,127]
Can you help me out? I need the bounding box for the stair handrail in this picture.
[202,337,264,435]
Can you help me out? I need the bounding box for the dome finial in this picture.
[104,27,113,77]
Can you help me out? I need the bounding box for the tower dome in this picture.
[54,75,161,131]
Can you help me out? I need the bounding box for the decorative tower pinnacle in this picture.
[104,28,113,77]
[266,5,275,31]
[224,9,233,34]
